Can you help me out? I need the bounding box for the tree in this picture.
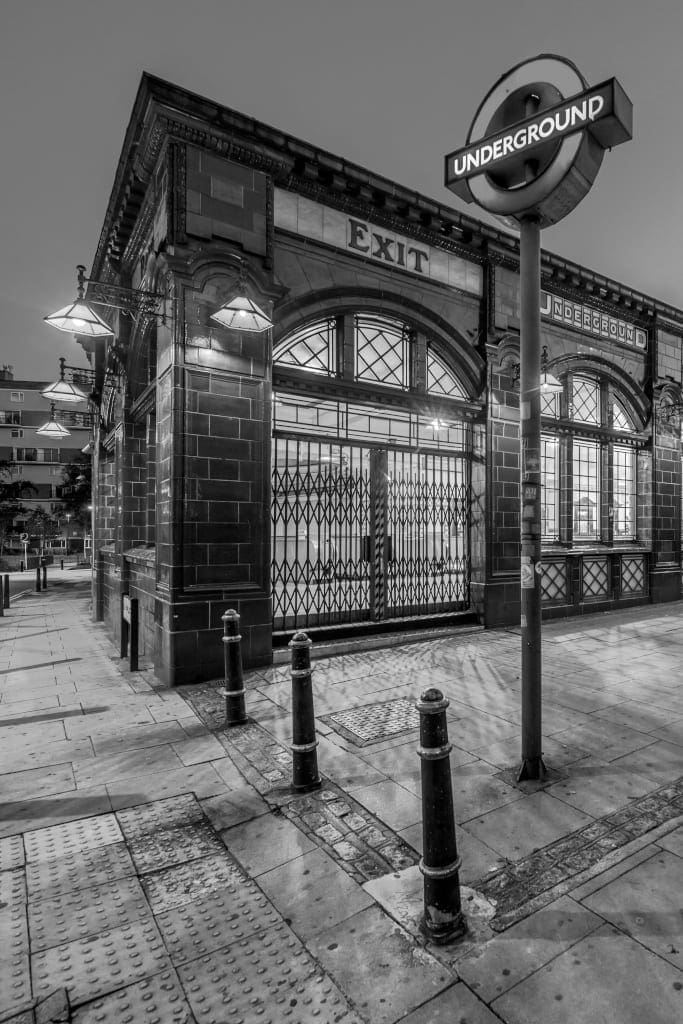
[24,507,59,553]
[55,453,92,527]
[0,459,36,554]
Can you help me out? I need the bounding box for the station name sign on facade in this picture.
[541,291,646,350]
[445,79,631,195]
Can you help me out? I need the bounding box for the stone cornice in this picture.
[89,73,683,332]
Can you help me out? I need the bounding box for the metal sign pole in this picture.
[518,215,545,781]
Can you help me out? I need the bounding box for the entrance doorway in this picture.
[272,405,470,632]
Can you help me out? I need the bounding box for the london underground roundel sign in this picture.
[444,55,632,228]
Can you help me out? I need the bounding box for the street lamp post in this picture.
[444,54,632,783]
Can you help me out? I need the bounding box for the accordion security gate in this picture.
[272,436,470,632]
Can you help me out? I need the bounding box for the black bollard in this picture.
[60,559,64,571]
[289,631,321,791]
[20,561,24,573]
[42,563,47,588]
[3,575,8,609]
[417,687,466,944]
[219,609,248,726]
[35,566,41,592]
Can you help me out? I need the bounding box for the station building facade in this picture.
[81,74,683,685]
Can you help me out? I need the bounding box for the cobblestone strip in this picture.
[475,777,683,931]
[181,685,419,884]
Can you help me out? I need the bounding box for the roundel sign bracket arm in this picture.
[442,55,632,783]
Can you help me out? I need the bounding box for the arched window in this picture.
[541,374,640,544]
[273,319,336,376]
[274,313,469,398]
[427,347,467,398]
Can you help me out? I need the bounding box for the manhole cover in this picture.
[321,697,419,746]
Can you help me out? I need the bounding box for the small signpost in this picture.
[444,55,632,780]
[121,593,139,671]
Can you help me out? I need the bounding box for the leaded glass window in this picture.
[572,377,600,424]
[274,319,336,375]
[541,435,559,540]
[613,446,636,539]
[427,348,466,398]
[573,439,600,539]
[354,316,409,389]
[612,400,633,432]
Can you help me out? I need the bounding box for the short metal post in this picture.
[417,687,466,944]
[20,560,24,573]
[219,609,247,726]
[3,575,8,609]
[35,566,41,592]
[290,631,321,791]
[129,598,139,672]
[42,562,47,589]
[60,559,64,570]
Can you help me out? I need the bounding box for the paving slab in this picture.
[70,968,192,1024]
[457,895,603,1002]
[395,982,501,1023]
[258,846,374,939]
[350,778,423,831]
[105,761,229,809]
[307,905,454,1024]
[200,786,269,831]
[657,824,683,858]
[581,848,683,968]
[449,760,525,824]
[31,918,173,1009]
[491,923,683,1024]
[547,760,656,818]
[177,920,362,1024]
[0,788,113,840]
[610,739,683,786]
[465,790,594,861]
[221,811,316,876]
[28,874,152,951]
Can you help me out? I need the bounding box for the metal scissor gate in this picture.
[272,400,471,631]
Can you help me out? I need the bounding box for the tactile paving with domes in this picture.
[31,918,173,1008]
[0,833,25,872]
[141,852,245,914]
[70,968,193,1024]
[177,920,363,1024]
[124,821,226,875]
[24,814,124,862]
[26,841,136,900]
[0,877,31,1017]
[116,793,204,839]
[155,879,282,966]
[28,875,152,952]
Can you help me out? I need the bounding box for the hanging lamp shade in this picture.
[41,358,88,403]
[36,404,71,438]
[44,298,114,337]
[209,294,272,332]
[540,369,563,394]
[41,377,89,403]
[44,264,114,337]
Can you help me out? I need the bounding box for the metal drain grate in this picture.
[322,697,419,746]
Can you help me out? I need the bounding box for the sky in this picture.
[1,0,682,379]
